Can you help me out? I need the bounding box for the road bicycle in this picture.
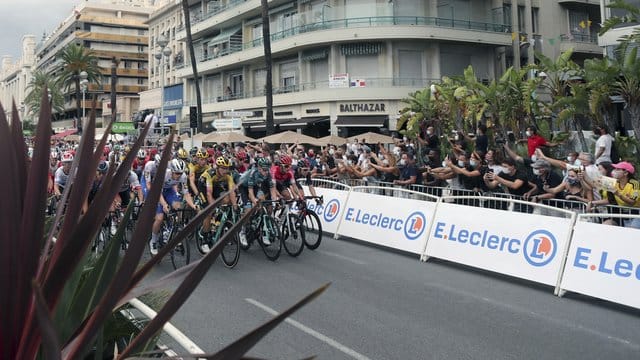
[297,195,324,250]
[274,199,305,257]
[150,208,194,270]
[195,204,241,268]
[239,200,282,261]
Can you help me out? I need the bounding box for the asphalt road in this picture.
[145,235,640,360]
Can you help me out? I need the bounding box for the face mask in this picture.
[382,159,389,166]
[612,170,623,179]
[409,143,415,148]
[457,160,465,167]
[574,159,582,167]
[531,155,537,162]
[567,178,580,186]
[469,160,478,167]
[329,149,335,155]
[399,159,407,166]
[426,130,433,135]
[526,131,532,137]
[454,135,459,141]
[442,160,447,167]
[567,156,575,163]
[533,168,541,176]
[292,159,298,166]
[403,136,408,142]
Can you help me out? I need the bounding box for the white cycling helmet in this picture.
[169,159,186,173]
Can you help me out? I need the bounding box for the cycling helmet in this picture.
[123,145,131,153]
[177,148,189,159]
[169,159,186,173]
[195,147,208,159]
[154,154,162,163]
[137,149,147,158]
[113,144,121,152]
[257,157,271,169]
[189,147,198,157]
[97,160,109,174]
[216,156,232,168]
[279,155,292,166]
[61,152,74,163]
[236,151,247,162]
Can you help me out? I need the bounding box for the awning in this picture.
[281,116,329,129]
[334,115,387,127]
[244,118,294,130]
[207,26,241,45]
[52,128,78,140]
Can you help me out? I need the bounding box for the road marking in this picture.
[245,298,372,360]
[431,282,640,351]
[317,250,366,265]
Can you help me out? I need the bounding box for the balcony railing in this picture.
[177,16,510,68]
[560,32,598,43]
[177,0,249,32]
[184,77,436,106]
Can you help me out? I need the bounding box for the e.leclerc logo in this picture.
[433,223,557,266]
[573,247,640,280]
[344,208,427,241]
[323,199,340,222]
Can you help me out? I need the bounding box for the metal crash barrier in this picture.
[301,178,640,309]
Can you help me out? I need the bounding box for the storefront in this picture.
[334,101,389,137]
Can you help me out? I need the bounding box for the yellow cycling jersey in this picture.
[201,170,234,196]
[188,163,210,178]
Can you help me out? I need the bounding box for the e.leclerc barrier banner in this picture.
[300,186,348,235]
[336,191,434,254]
[425,203,572,286]
[560,220,640,309]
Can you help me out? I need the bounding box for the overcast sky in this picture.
[1,0,77,60]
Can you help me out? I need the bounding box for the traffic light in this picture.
[189,106,197,129]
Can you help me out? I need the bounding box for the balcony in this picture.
[88,84,147,93]
[557,0,600,5]
[176,15,510,75]
[98,68,148,77]
[560,33,602,54]
[184,77,435,107]
[75,31,147,45]
[176,0,251,33]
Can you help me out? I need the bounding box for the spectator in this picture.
[393,152,419,187]
[485,149,506,175]
[445,152,484,193]
[593,125,615,165]
[524,159,563,203]
[483,158,533,197]
[519,125,557,158]
[543,169,593,207]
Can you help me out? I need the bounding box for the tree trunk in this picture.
[261,0,275,135]
[573,117,588,152]
[111,57,119,126]
[75,76,82,134]
[181,0,208,133]
[629,105,640,140]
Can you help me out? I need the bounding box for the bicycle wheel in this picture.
[170,226,191,270]
[259,215,282,261]
[302,211,323,250]
[194,225,210,256]
[282,214,305,257]
[220,221,240,268]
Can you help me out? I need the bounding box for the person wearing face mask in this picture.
[542,169,593,208]
[417,125,440,154]
[370,147,400,184]
[445,152,485,193]
[593,125,616,165]
[393,153,420,188]
[523,159,563,203]
[518,125,558,157]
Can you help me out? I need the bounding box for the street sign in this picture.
[111,122,136,133]
[223,111,253,117]
[213,118,241,129]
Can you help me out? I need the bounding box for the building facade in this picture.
[598,0,640,56]
[34,0,157,128]
[155,0,607,137]
[0,35,36,127]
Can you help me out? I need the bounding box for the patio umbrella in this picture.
[347,131,395,144]
[317,134,347,147]
[258,131,323,146]
[202,131,254,143]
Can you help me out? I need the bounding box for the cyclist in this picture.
[271,155,302,201]
[54,152,74,196]
[294,158,318,199]
[132,149,147,179]
[238,157,280,246]
[142,153,161,197]
[188,147,211,199]
[197,156,238,252]
[149,159,198,255]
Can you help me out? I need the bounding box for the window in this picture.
[398,50,422,86]
[310,58,328,86]
[346,54,379,79]
[518,5,525,32]
[229,73,243,98]
[532,7,539,33]
[253,68,267,96]
[279,61,298,92]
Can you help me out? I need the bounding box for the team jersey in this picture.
[270,165,295,185]
[143,161,158,184]
[201,169,235,198]
[120,170,142,192]
[188,163,210,179]
[162,169,189,194]
[244,167,274,189]
[54,167,71,187]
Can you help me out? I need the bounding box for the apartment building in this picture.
[0,36,36,128]
[146,0,605,137]
[35,0,156,128]
[598,0,640,56]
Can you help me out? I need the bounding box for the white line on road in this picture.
[245,298,372,360]
[317,250,366,265]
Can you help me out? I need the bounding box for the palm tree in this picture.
[615,47,640,138]
[584,57,619,132]
[24,70,65,123]
[554,81,591,151]
[181,0,207,132]
[57,44,101,131]
[261,0,275,135]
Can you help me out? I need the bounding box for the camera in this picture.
[495,137,506,145]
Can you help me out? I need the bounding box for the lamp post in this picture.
[80,71,88,131]
[155,34,171,133]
